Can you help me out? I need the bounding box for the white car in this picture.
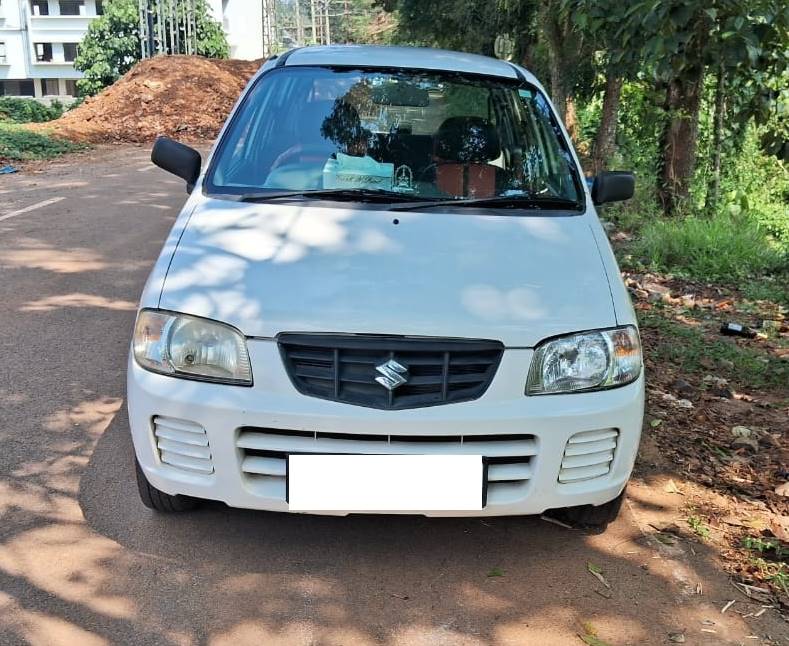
[130,45,643,528]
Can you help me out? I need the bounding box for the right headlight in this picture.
[526,325,641,395]
[133,309,253,386]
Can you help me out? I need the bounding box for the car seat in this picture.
[433,117,501,198]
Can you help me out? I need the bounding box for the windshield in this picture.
[206,66,583,207]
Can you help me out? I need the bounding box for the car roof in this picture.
[275,45,538,85]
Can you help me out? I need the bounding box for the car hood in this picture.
[159,199,616,347]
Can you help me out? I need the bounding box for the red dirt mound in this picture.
[45,55,261,143]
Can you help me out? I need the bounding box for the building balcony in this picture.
[29,14,95,35]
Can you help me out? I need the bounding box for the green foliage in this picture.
[743,536,789,594]
[716,127,789,245]
[388,0,537,62]
[0,98,65,124]
[742,536,789,559]
[639,310,788,390]
[74,0,228,97]
[752,559,789,593]
[193,10,229,59]
[390,0,498,54]
[74,0,140,96]
[0,124,84,161]
[686,515,710,539]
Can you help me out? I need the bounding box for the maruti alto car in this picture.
[130,45,643,528]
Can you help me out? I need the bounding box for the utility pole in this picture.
[262,0,277,56]
[295,0,304,45]
[310,0,318,44]
[343,0,349,42]
[323,0,331,45]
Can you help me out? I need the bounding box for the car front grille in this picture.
[278,334,504,410]
[237,428,536,506]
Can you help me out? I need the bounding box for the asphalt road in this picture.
[0,147,779,645]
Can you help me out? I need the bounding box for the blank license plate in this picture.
[287,454,484,512]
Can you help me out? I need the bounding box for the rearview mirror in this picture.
[151,137,201,191]
[591,171,634,205]
[371,82,430,107]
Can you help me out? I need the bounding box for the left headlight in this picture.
[133,310,253,386]
[526,325,641,395]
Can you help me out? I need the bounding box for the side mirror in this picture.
[151,136,201,191]
[591,171,635,205]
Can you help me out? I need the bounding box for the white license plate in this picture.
[287,454,484,512]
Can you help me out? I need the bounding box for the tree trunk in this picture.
[657,69,705,215]
[564,94,579,144]
[591,73,623,174]
[705,59,726,214]
[543,12,567,122]
[547,50,566,122]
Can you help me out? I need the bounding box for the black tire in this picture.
[560,488,626,530]
[135,459,199,512]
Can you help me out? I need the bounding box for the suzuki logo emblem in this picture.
[375,359,409,391]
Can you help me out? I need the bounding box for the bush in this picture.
[0,124,83,161]
[630,214,788,282]
[0,97,64,124]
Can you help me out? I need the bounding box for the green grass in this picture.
[629,214,788,283]
[0,123,83,162]
[640,310,787,391]
[742,277,789,308]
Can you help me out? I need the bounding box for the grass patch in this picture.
[742,277,789,308]
[0,123,83,161]
[629,215,788,282]
[639,310,787,391]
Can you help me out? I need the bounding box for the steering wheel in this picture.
[271,144,335,170]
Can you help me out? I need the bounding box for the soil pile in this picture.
[46,55,261,143]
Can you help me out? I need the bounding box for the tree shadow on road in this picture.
[43,410,751,645]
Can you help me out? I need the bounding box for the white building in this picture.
[0,0,262,100]
[0,0,104,99]
[206,0,264,61]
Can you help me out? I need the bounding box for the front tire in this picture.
[560,488,626,530]
[135,459,199,512]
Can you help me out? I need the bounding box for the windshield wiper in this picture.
[389,194,583,212]
[234,188,419,203]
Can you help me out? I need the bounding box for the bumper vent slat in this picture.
[152,426,210,446]
[157,438,212,460]
[559,428,618,484]
[153,416,214,475]
[237,431,537,457]
[488,462,532,481]
[567,429,618,444]
[242,455,287,476]
[278,334,503,410]
[563,438,616,457]
[237,428,534,504]
[160,450,214,474]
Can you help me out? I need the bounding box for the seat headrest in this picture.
[435,117,500,163]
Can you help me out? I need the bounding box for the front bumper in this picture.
[128,340,645,516]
